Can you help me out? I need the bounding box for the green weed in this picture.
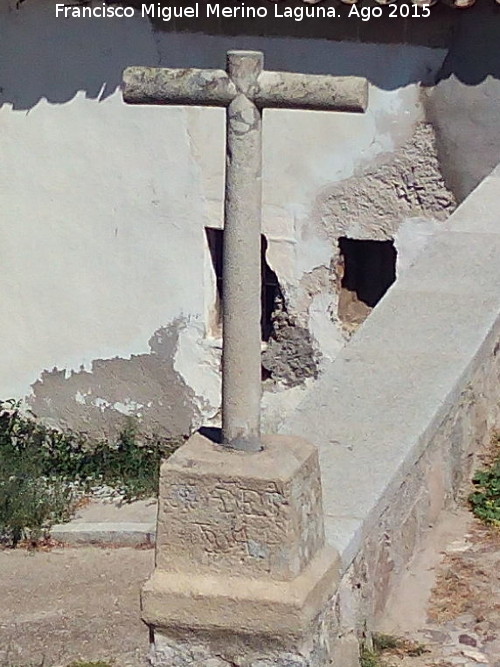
[469,434,500,526]
[0,399,183,546]
[372,634,401,652]
[360,633,428,666]
[360,647,385,667]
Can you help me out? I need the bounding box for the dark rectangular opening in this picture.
[338,237,397,328]
[205,228,282,341]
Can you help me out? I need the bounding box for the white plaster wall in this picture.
[0,0,447,434]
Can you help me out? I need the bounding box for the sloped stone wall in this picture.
[283,165,500,663]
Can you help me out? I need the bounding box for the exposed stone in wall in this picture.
[262,300,320,388]
[261,123,455,379]
[289,122,456,342]
[151,596,342,667]
[317,123,456,242]
[338,340,499,643]
[29,320,196,441]
[273,124,455,366]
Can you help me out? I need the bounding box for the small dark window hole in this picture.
[338,237,397,327]
[205,228,282,342]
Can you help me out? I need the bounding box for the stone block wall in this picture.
[337,344,499,645]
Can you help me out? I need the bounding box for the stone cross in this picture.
[123,51,368,453]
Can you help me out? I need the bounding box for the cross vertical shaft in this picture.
[222,51,263,452]
[122,52,368,454]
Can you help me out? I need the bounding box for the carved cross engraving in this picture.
[123,51,368,452]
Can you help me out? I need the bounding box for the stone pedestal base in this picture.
[149,621,336,667]
[142,433,340,666]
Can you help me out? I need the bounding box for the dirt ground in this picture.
[0,480,498,667]
[3,512,497,667]
[0,545,154,667]
[378,507,500,667]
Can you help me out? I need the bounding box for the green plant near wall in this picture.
[0,400,183,546]
[360,647,384,667]
[469,435,500,526]
[360,634,428,667]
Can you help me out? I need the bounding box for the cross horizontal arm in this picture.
[256,71,368,113]
[122,66,237,106]
[123,66,368,113]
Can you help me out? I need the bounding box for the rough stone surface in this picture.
[317,123,456,242]
[154,433,326,581]
[150,597,340,667]
[123,63,368,114]
[143,433,342,664]
[262,304,320,388]
[254,71,368,112]
[123,66,237,107]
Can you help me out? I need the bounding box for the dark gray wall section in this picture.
[427,7,500,201]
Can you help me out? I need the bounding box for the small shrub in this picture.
[360,647,383,667]
[0,472,74,546]
[469,463,500,525]
[0,400,183,547]
[373,633,427,657]
[372,634,400,652]
[469,434,500,526]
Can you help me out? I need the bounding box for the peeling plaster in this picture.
[316,123,456,242]
[281,123,456,361]
[173,319,222,428]
[29,321,196,440]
